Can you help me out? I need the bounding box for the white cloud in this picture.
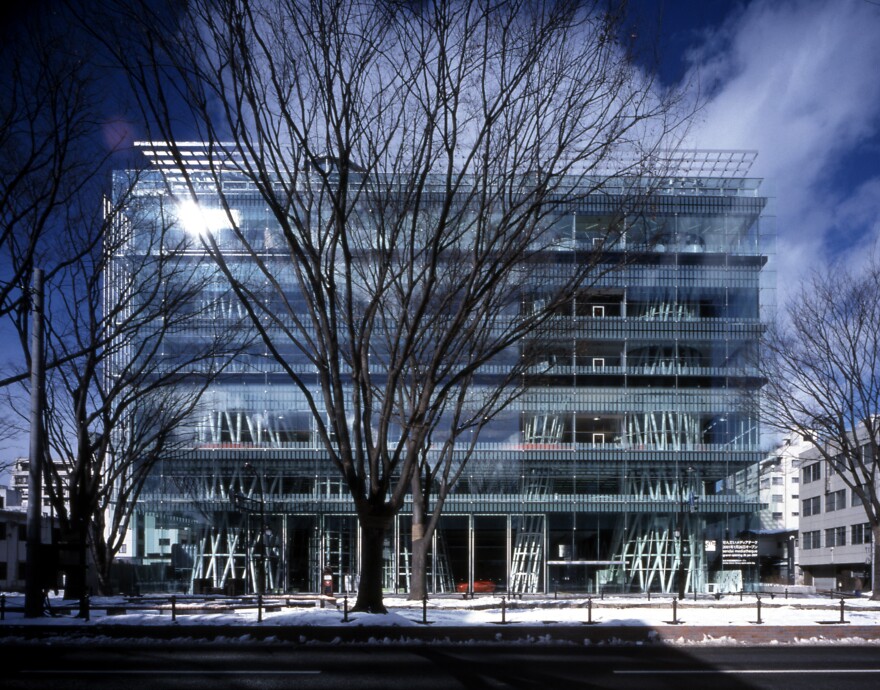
[682,0,880,301]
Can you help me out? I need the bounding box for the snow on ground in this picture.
[2,591,879,629]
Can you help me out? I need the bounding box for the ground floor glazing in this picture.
[124,507,758,597]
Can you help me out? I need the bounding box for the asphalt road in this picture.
[3,643,880,689]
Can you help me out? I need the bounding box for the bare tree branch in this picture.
[761,252,880,600]
[39,172,246,596]
[91,0,692,610]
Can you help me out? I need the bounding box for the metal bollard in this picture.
[587,597,593,624]
[1,593,4,621]
[840,597,846,624]
[647,589,651,601]
[258,593,263,623]
[756,595,762,624]
[785,588,788,600]
[501,596,507,624]
[672,597,679,624]
[171,595,177,622]
[80,594,90,621]
[343,596,349,623]
[422,596,428,625]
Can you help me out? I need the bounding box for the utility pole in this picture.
[676,466,693,600]
[244,463,266,594]
[676,485,686,600]
[24,268,45,618]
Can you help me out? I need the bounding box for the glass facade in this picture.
[112,150,771,595]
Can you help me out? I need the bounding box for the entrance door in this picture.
[474,515,508,593]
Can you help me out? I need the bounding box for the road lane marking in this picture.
[616,669,880,675]
[22,669,321,676]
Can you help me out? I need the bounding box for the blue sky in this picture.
[636,0,880,304]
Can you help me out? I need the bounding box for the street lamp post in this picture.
[831,546,835,591]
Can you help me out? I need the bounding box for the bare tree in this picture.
[0,1,136,479]
[0,5,161,596]
[0,6,118,334]
[32,176,241,597]
[761,254,880,600]
[94,0,689,611]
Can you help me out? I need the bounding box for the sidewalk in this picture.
[3,592,880,645]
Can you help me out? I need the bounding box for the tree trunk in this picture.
[353,509,393,613]
[63,554,87,600]
[95,564,112,596]
[409,472,427,600]
[62,520,89,601]
[410,530,429,600]
[90,521,114,596]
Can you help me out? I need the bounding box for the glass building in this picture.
[112,146,773,595]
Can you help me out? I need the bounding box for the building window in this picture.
[824,528,835,547]
[772,494,783,503]
[772,512,783,520]
[803,463,821,484]
[852,523,872,545]
[803,531,821,550]
[772,477,784,485]
[825,489,846,512]
[852,485,868,507]
[592,305,605,318]
[803,496,821,517]
[825,526,847,548]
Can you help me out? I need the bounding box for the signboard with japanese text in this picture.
[722,539,758,566]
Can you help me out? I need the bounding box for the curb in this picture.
[3,623,880,645]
